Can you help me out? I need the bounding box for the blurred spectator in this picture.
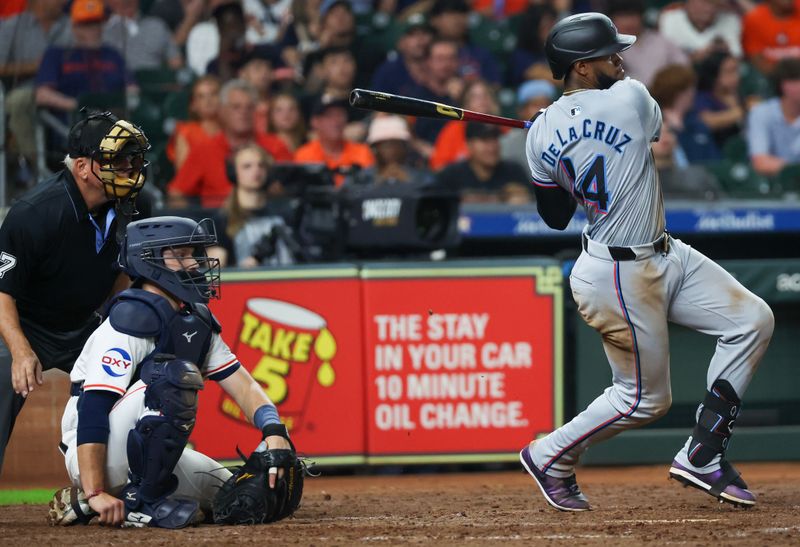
[651,64,720,164]
[0,0,71,82]
[608,0,689,87]
[370,13,435,97]
[35,0,135,115]
[500,79,556,171]
[202,0,250,80]
[694,52,744,148]
[472,0,528,18]
[436,122,533,204]
[167,79,292,206]
[428,0,501,85]
[302,46,369,141]
[186,0,245,76]
[218,48,276,133]
[430,79,500,170]
[294,95,375,187]
[658,0,742,62]
[167,75,222,168]
[243,0,292,45]
[355,115,435,185]
[410,38,463,146]
[148,0,207,48]
[268,92,307,153]
[651,125,725,200]
[2,0,72,165]
[209,144,296,267]
[742,0,800,75]
[507,4,557,87]
[747,58,800,176]
[301,0,384,88]
[0,0,27,18]
[103,0,183,71]
[277,0,322,74]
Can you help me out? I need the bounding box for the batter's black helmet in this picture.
[545,12,636,80]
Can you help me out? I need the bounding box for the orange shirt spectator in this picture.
[429,78,502,170]
[167,80,291,207]
[430,121,468,171]
[166,75,222,168]
[743,0,800,71]
[167,131,291,207]
[294,96,374,186]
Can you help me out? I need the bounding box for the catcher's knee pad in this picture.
[127,355,204,503]
[688,379,741,467]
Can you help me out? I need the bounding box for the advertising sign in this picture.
[361,262,563,463]
[191,266,366,464]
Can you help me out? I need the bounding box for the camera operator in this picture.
[209,144,298,268]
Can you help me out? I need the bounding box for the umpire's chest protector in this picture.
[107,288,221,379]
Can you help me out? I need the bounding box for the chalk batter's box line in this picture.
[360,264,565,431]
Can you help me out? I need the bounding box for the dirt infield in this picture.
[2,462,799,545]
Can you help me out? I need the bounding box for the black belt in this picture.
[70,381,84,397]
[582,232,668,261]
[59,441,68,455]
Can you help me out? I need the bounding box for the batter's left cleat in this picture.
[669,460,756,508]
[48,486,98,526]
[520,445,591,512]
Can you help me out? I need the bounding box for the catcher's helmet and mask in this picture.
[119,216,221,304]
[545,13,636,80]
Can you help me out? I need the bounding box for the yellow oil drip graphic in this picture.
[315,328,337,387]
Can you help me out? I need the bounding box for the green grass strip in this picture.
[0,489,53,505]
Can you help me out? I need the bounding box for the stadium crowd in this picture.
[2,0,800,264]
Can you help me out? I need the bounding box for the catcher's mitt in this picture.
[212,428,304,525]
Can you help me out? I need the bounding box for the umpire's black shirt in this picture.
[0,169,121,332]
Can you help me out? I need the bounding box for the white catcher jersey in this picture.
[68,319,240,396]
[526,78,665,247]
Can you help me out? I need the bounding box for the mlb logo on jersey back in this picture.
[570,106,582,117]
[101,347,133,377]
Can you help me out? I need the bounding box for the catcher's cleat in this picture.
[520,445,591,512]
[48,486,98,526]
[669,460,756,508]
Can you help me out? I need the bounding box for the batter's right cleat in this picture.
[120,484,203,529]
[669,460,756,508]
[519,446,591,512]
[48,486,98,526]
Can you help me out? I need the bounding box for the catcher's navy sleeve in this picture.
[76,390,120,445]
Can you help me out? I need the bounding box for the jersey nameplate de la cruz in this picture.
[526,78,665,247]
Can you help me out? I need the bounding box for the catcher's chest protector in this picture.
[108,288,221,378]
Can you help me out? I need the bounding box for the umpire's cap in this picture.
[545,12,635,80]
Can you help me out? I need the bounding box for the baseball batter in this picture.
[48,216,297,528]
[519,13,774,511]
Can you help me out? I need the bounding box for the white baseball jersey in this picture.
[526,78,665,247]
[61,318,240,445]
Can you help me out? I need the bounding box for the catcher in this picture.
[48,216,303,528]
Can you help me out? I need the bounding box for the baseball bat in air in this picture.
[349,88,532,130]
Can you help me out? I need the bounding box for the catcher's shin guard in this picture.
[123,356,204,528]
